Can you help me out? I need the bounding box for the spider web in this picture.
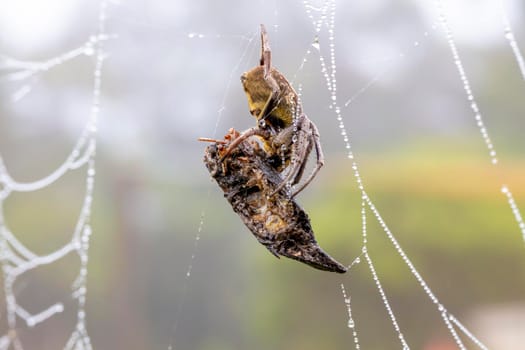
[0,1,108,349]
[181,0,525,350]
[176,0,524,348]
[299,0,524,348]
[1,0,524,349]
[299,0,524,349]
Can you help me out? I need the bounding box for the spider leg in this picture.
[258,23,280,119]
[270,116,312,196]
[289,136,312,186]
[290,120,324,197]
[259,24,272,78]
[220,127,268,161]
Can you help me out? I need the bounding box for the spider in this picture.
[221,24,324,198]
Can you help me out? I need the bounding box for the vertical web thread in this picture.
[340,283,361,349]
[303,0,408,347]
[301,0,491,348]
[168,31,258,350]
[0,1,108,349]
[435,0,525,244]
[65,1,108,349]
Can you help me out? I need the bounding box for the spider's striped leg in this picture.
[290,120,324,198]
[271,115,319,197]
[220,127,268,161]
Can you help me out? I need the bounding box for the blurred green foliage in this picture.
[71,145,525,349]
[1,141,524,350]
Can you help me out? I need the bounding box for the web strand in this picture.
[497,0,525,81]
[501,185,525,244]
[299,0,495,348]
[435,0,498,165]
[0,34,114,103]
[167,31,258,350]
[340,283,362,349]
[435,0,525,245]
[0,0,108,348]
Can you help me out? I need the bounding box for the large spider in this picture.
[221,24,324,198]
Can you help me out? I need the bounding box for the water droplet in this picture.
[311,39,320,51]
[84,45,95,56]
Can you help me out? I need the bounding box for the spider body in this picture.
[197,25,341,272]
[240,65,298,167]
[241,65,297,130]
[222,25,324,197]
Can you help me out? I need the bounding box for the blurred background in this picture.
[1,0,524,349]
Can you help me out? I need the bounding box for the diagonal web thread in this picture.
[300,0,493,348]
[0,0,109,349]
[0,34,114,104]
[435,0,525,245]
[435,0,498,166]
[497,0,525,81]
[167,29,259,350]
